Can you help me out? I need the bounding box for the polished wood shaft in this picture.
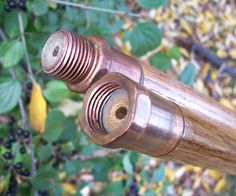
[41,30,236,175]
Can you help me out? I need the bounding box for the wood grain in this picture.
[142,64,236,174]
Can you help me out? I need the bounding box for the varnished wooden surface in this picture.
[142,64,236,174]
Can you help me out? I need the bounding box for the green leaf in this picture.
[33,165,56,190]
[80,26,105,37]
[0,78,22,114]
[58,117,77,143]
[37,165,57,178]
[43,80,69,103]
[168,46,181,60]
[153,162,165,183]
[0,41,15,62]
[179,64,196,86]
[137,0,168,9]
[4,12,28,38]
[27,0,48,16]
[3,40,25,68]
[122,152,133,175]
[37,144,52,162]
[64,160,81,175]
[130,22,162,56]
[43,110,65,142]
[149,52,171,71]
[0,156,4,174]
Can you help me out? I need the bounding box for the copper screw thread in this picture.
[87,83,121,134]
[44,31,96,84]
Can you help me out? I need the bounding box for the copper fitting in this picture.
[41,30,236,174]
[41,30,141,93]
[81,73,236,174]
[81,73,184,157]
[41,30,236,132]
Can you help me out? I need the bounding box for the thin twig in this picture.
[10,69,28,129]
[177,38,236,78]
[48,0,141,18]
[17,12,38,196]
[1,13,38,196]
[0,28,7,41]
[17,12,36,82]
[10,69,38,196]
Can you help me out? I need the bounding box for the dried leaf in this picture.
[207,169,221,180]
[180,19,192,34]
[220,98,234,110]
[29,82,47,133]
[62,183,76,195]
[214,178,226,193]
[0,181,4,194]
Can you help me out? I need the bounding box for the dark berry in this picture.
[4,141,12,149]
[26,82,32,90]
[18,0,27,11]
[25,93,31,104]
[4,5,11,12]
[8,116,16,126]
[8,131,16,143]
[4,152,13,160]
[20,146,26,154]
[4,164,10,170]
[0,137,4,145]
[20,169,30,177]
[16,128,24,136]
[9,174,18,194]
[15,162,23,170]
[23,130,30,138]
[39,191,49,196]
[8,0,17,9]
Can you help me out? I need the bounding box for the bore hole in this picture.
[52,46,59,57]
[115,107,128,120]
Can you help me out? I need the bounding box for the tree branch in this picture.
[48,0,142,18]
[177,38,236,77]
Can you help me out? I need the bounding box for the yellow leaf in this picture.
[59,172,66,180]
[214,178,226,193]
[0,181,4,193]
[207,169,221,180]
[180,19,192,34]
[29,82,47,133]
[232,99,236,107]
[112,174,128,182]
[211,70,218,80]
[165,167,175,181]
[230,50,236,59]
[202,181,211,193]
[216,50,227,58]
[48,2,57,9]
[62,183,76,195]
[139,186,146,194]
[220,98,234,110]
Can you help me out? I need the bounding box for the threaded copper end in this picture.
[87,83,121,134]
[41,30,96,83]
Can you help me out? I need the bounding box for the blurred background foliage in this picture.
[0,0,236,195]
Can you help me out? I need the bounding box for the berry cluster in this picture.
[4,0,27,12]
[1,117,31,195]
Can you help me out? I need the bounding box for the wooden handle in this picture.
[41,30,236,174]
